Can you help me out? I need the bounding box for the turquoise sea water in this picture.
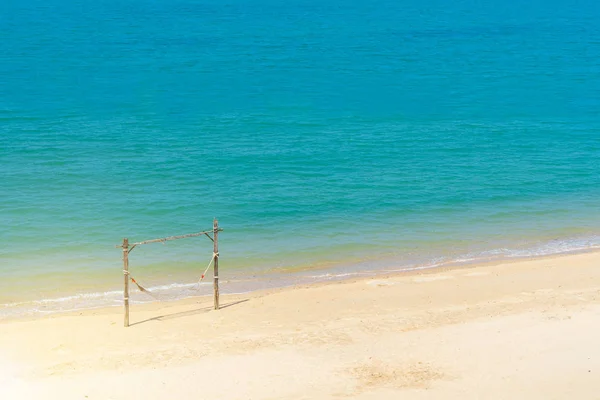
[2,0,600,316]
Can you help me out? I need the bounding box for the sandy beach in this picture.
[1,251,599,399]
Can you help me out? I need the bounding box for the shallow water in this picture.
[2,0,600,316]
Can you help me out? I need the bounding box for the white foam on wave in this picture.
[1,281,213,310]
[31,290,122,304]
[0,280,217,318]
[2,234,600,318]
[453,236,600,264]
[307,272,367,279]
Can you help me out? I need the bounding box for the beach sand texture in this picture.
[1,251,599,399]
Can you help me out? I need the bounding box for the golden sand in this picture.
[1,251,600,399]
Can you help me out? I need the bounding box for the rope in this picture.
[125,252,219,299]
[129,274,161,301]
[198,252,219,283]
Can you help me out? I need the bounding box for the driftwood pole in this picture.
[118,224,221,326]
[123,238,130,327]
[213,219,219,310]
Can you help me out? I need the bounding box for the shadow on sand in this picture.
[129,299,249,327]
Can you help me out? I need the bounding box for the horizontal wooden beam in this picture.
[116,228,223,249]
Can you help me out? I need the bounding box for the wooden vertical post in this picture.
[123,238,130,327]
[213,219,219,310]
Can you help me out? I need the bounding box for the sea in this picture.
[2,0,600,317]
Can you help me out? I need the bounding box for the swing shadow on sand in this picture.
[129,299,249,327]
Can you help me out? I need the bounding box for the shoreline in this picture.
[2,249,600,398]
[4,246,600,325]
[4,244,600,322]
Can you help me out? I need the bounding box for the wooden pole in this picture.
[123,238,130,327]
[213,219,219,310]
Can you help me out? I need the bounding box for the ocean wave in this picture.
[2,234,600,318]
